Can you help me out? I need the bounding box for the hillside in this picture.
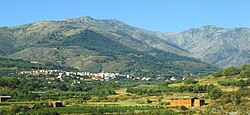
[126,64,250,114]
[0,17,218,77]
[0,57,76,76]
[164,25,250,68]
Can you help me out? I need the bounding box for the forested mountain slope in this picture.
[0,17,217,77]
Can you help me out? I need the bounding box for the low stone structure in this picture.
[0,96,12,102]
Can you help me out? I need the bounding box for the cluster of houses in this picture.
[17,70,153,82]
[16,69,194,82]
[17,70,60,76]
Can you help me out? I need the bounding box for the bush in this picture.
[218,79,250,87]
[240,64,250,71]
[212,71,223,77]
[209,88,222,100]
[0,109,9,115]
[158,97,164,102]
[184,78,198,84]
[178,105,188,110]
[166,102,170,105]
[147,99,152,103]
[240,69,250,78]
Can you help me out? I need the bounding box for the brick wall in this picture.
[170,99,192,106]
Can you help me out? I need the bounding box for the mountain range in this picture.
[164,25,250,68]
[0,16,248,77]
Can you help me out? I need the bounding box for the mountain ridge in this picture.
[164,25,250,68]
[1,16,248,76]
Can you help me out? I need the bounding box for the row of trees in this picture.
[212,64,250,77]
[127,84,222,100]
[127,84,216,94]
[0,76,118,100]
[218,79,250,87]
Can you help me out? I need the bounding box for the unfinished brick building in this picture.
[170,97,204,107]
[50,101,63,108]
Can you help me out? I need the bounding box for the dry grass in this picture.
[78,88,167,107]
[169,82,184,86]
[64,75,249,114]
[197,75,248,92]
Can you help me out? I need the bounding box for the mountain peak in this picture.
[201,25,218,30]
[77,16,94,20]
[64,16,94,22]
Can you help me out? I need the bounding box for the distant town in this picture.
[17,69,169,83]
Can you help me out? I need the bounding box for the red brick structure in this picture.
[50,101,63,108]
[170,97,204,107]
[194,98,205,106]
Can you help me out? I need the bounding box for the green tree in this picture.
[240,64,250,71]
[179,105,188,110]
[193,84,202,93]
[240,69,250,78]
[57,83,68,91]
[184,78,198,84]
[223,66,240,76]
[212,70,223,77]
[0,109,9,115]
[35,102,51,109]
[209,88,222,100]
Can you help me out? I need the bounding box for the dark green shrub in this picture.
[184,78,198,84]
[223,66,240,76]
[209,88,222,100]
[147,99,152,103]
[179,105,188,110]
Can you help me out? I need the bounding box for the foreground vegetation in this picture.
[0,58,249,114]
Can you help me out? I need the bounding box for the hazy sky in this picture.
[1,0,250,32]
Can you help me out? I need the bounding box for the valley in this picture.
[0,58,249,114]
[0,17,249,114]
